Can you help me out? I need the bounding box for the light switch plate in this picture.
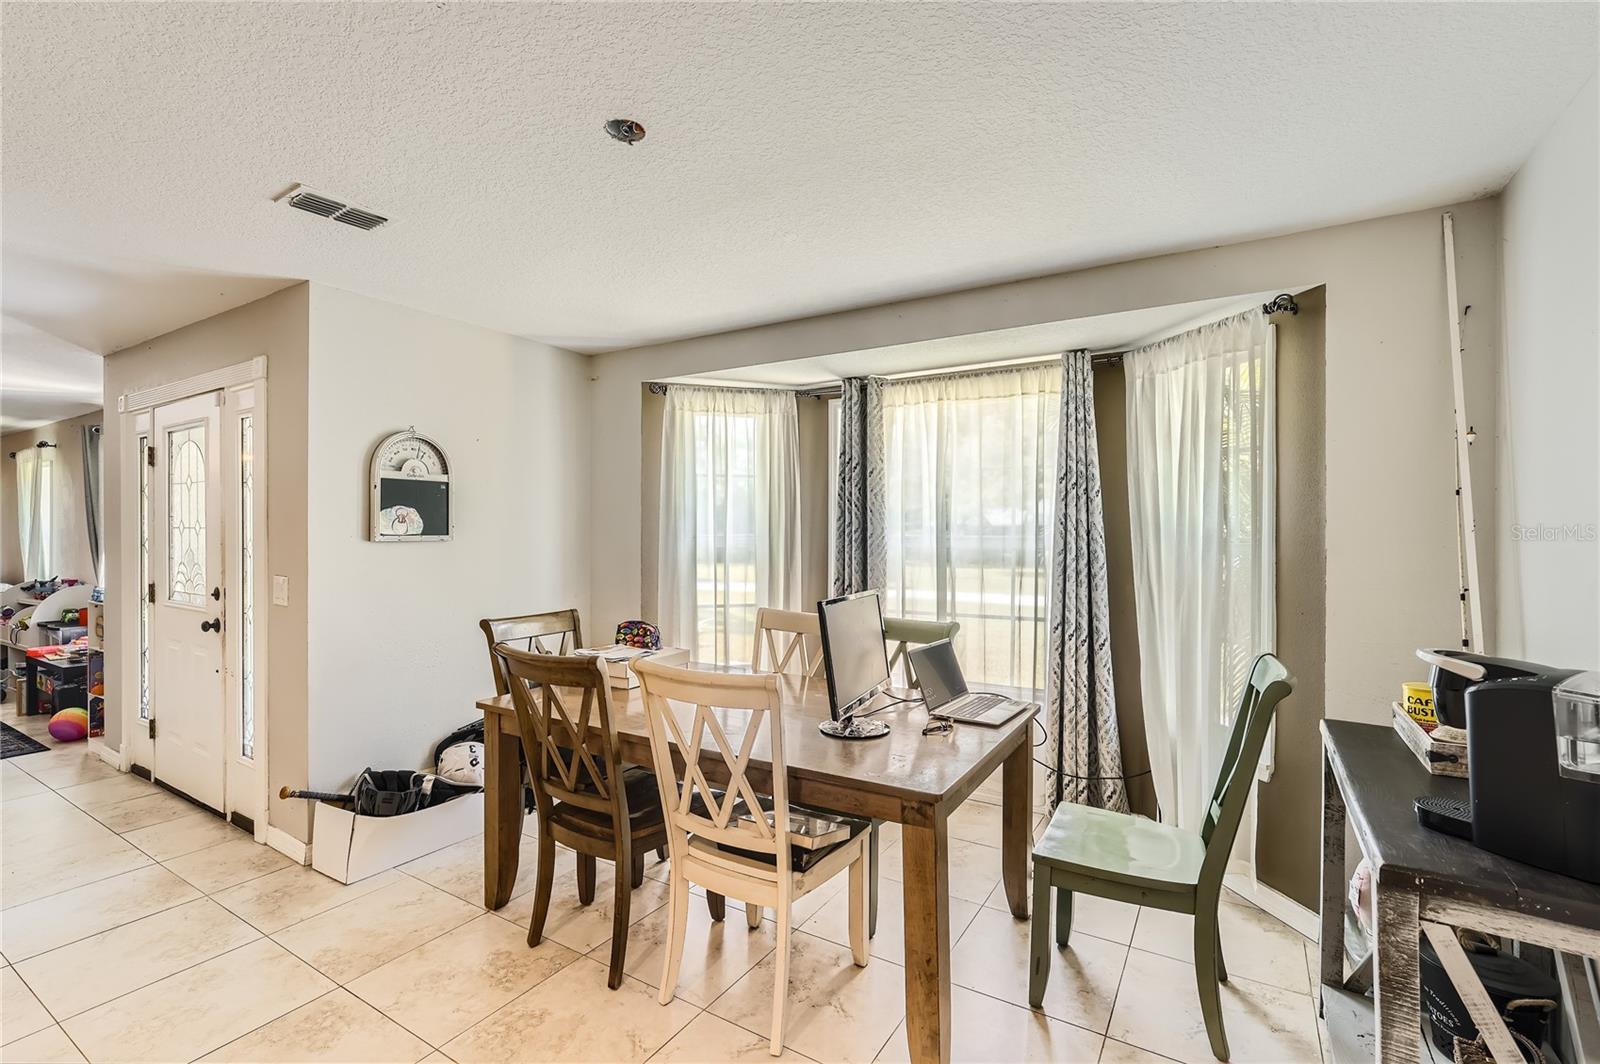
[272,575,289,606]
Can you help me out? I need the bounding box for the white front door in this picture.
[150,391,226,811]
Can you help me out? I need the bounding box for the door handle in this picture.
[201,618,221,633]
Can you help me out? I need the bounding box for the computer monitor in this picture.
[817,591,892,740]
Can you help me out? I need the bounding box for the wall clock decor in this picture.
[369,429,452,542]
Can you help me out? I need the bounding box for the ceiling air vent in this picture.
[276,184,389,231]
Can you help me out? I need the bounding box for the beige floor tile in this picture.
[442,956,698,1063]
[419,1054,451,1063]
[10,750,119,790]
[708,931,906,1064]
[400,832,565,905]
[876,983,1104,1063]
[213,866,403,935]
[85,789,204,834]
[0,1025,84,1063]
[880,837,1002,904]
[946,798,1006,845]
[348,913,579,1046]
[0,764,47,801]
[803,879,980,966]
[952,907,1128,1033]
[494,864,671,955]
[592,891,778,1006]
[1105,949,1321,1064]
[1,966,53,1046]
[63,939,335,1064]
[985,884,1140,946]
[201,988,432,1063]
[1098,1039,1183,1063]
[16,897,260,1019]
[122,811,245,861]
[273,875,480,983]
[1130,898,1310,994]
[164,836,294,893]
[2,792,116,856]
[1,830,152,909]
[651,1012,816,1062]
[56,774,162,813]
[0,865,200,962]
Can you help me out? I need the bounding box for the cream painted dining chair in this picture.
[751,607,825,678]
[633,658,871,1056]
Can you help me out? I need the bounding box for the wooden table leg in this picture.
[1001,735,1032,918]
[1373,883,1423,1064]
[483,711,523,911]
[1319,749,1347,1002]
[901,805,951,1064]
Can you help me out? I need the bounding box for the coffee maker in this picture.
[1466,669,1600,884]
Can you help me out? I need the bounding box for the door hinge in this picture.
[146,445,155,467]
[147,583,156,604]
[148,719,156,739]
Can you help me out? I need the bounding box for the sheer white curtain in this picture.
[15,447,57,580]
[880,364,1061,691]
[1125,310,1276,837]
[658,386,801,666]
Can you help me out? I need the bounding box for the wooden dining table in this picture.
[477,666,1037,1064]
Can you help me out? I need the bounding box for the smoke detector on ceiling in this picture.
[274,184,389,231]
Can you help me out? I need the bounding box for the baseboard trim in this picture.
[1224,870,1320,941]
[87,738,123,770]
[266,825,310,865]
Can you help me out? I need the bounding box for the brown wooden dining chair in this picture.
[479,609,584,695]
[495,644,668,989]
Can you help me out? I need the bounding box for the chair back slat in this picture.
[496,644,623,821]
[882,617,960,687]
[1198,654,1294,884]
[479,610,584,695]
[752,608,824,678]
[634,659,790,875]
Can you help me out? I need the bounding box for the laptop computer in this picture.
[908,639,1035,727]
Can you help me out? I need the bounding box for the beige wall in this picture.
[1497,74,1599,669]
[103,283,312,839]
[1257,287,1328,909]
[591,201,1504,743]
[303,286,592,803]
[2,410,103,585]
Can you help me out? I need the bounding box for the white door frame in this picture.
[118,357,269,841]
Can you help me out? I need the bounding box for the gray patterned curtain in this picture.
[831,377,885,595]
[1045,351,1128,811]
[82,423,104,584]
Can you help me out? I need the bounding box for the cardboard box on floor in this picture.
[311,791,484,884]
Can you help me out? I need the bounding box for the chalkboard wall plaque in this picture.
[369,429,453,542]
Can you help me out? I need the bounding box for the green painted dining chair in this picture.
[1028,653,1294,1062]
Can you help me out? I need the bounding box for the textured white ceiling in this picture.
[1,1,1595,373]
[0,317,103,433]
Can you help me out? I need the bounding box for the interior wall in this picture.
[303,285,591,812]
[101,283,312,839]
[1256,287,1328,908]
[1496,74,1599,669]
[592,200,1502,734]
[1,410,103,584]
[639,386,831,629]
[1090,364,1157,819]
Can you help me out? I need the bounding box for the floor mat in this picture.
[1,720,50,758]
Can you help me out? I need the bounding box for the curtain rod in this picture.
[6,441,58,459]
[650,293,1300,399]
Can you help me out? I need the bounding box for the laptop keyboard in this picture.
[941,692,1011,720]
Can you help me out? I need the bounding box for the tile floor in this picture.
[1,718,1330,1063]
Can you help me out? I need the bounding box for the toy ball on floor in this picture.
[49,707,89,742]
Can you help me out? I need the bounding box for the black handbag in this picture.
[1419,930,1560,1061]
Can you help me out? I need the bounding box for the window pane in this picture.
[138,434,151,721]
[167,424,207,606]
[239,417,255,759]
